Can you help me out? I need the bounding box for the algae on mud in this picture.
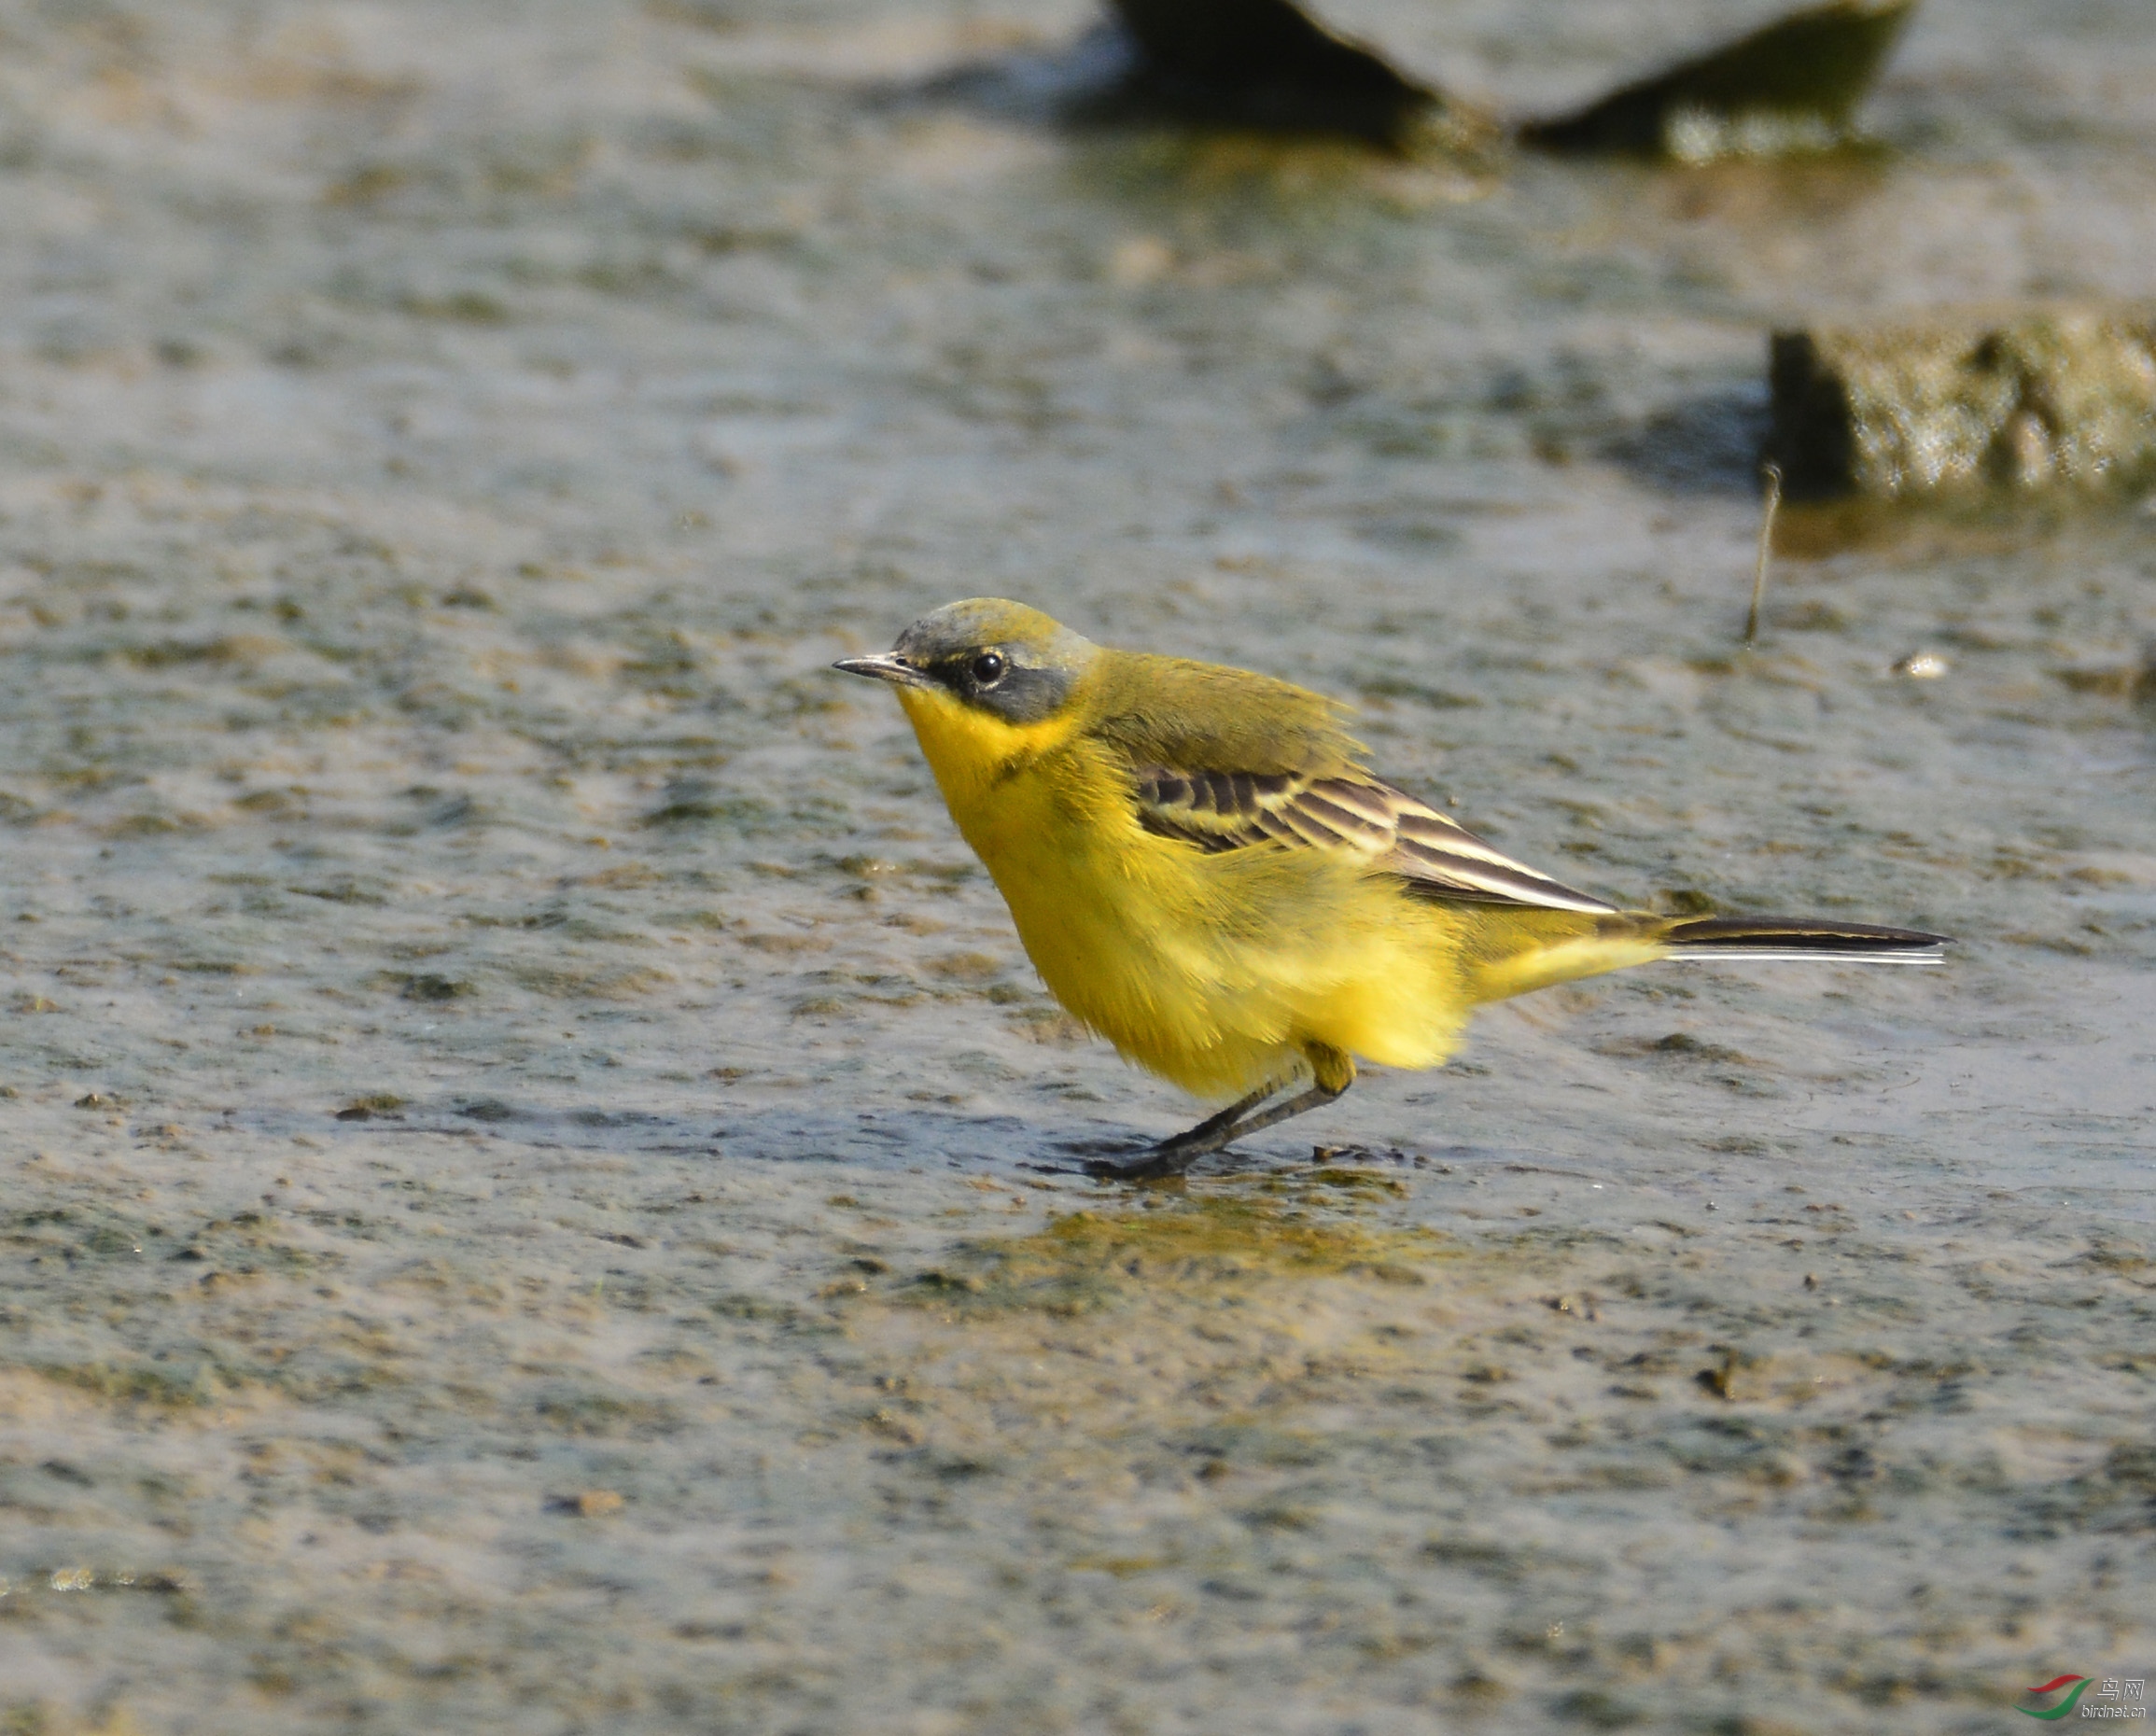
[1767,304,2156,501]
[900,1174,1450,1312]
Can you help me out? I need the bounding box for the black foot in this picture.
[1083,1141,1207,1183]
[1085,1075,1352,1183]
[1082,1085,1278,1180]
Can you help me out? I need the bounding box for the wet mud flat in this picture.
[1,0,2153,1730]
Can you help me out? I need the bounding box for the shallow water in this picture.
[1,1,2152,1730]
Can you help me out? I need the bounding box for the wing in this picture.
[1131,765,1617,915]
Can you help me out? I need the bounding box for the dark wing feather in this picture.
[1090,650,1610,914]
[1132,766,1616,914]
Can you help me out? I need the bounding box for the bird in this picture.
[834,598,1947,1179]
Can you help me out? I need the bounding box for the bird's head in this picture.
[833,599,1099,748]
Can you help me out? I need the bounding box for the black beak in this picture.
[833,653,930,688]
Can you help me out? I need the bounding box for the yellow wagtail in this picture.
[836,598,1947,1178]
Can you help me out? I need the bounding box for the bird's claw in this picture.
[1082,1142,1202,1183]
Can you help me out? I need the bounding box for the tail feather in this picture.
[1660,916,1949,964]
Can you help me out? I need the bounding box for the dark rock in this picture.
[1099,0,1448,147]
[1522,0,1917,161]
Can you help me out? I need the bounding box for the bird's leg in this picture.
[1098,1045,1356,1181]
[1085,1081,1278,1179]
[1201,1076,1349,1145]
[1112,1080,1349,1180]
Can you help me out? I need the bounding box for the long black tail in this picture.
[1661,916,1950,964]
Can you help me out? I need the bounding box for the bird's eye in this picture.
[970,651,1006,687]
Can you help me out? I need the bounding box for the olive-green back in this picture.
[1082,651,1365,777]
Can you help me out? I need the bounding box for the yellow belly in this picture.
[898,691,1477,1098]
[996,814,1474,1097]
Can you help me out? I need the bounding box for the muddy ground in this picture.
[0,1,2151,1730]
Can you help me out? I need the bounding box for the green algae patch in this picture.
[33,1359,223,1409]
[1766,304,2156,501]
[335,1092,406,1120]
[903,1185,1456,1316]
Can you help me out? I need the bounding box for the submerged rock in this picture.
[1071,0,1913,159]
[1764,305,2156,500]
[1100,0,1445,147]
[1520,0,1918,161]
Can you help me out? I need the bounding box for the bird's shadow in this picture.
[257,1097,1438,1183]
